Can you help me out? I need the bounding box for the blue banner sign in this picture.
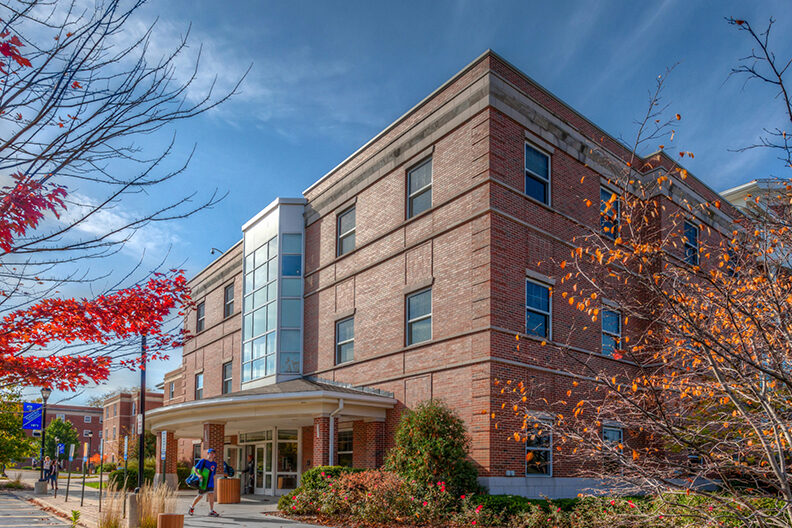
[22,403,42,430]
[58,443,65,455]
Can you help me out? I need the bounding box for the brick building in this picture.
[147,50,741,497]
[101,391,163,464]
[23,404,103,465]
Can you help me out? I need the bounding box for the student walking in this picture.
[49,459,60,491]
[42,456,52,481]
[241,454,254,494]
[188,448,219,517]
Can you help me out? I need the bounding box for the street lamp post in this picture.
[38,387,52,482]
[137,334,146,491]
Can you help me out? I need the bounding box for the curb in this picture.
[29,495,98,528]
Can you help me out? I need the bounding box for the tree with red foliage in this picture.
[0,1,244,391]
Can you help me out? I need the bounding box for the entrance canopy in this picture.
[146,378,396,438]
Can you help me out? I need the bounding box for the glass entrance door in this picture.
[276,429,299,493]
[254,441,273,494]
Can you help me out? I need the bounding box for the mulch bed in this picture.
[271,512,456,528]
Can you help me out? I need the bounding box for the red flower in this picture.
[422,501,428,507]
[461,495,466,499]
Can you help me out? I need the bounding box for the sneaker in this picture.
[209,510,220,517]
[188,507,194,516]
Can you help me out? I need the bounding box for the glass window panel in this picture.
[251,358,266,379]
[409,188,431,217]
[280,329,301,352]
[337,342,354,364]
[266,301,277,331]
[266,354,276,376]
[525,449,550,475]
[243,341,252,363]
[268,236,278,258]
[684,222,698,244]
[408,160,432,194]
[278,475,297,489]
[602,335,618,356]
[245,254,254,272]
[279,352,300,373]
[253,336,266,359]
[267,281,278,301]
[525,174,547,203]
[244,294,253,312]
[266,332,277,356]
[408,317,431,345]
[244,273,254,294]
[526,311,548,338]
[603,427,623,444]
[254,266,267,289]
[282,255,302,277]
[253,306,267,337]
[338,208,355,235]
[407,290,431,319]
[243,314,252,340]
[268,258,278,281]
[525,144,549,180]
[526,282,550,312]
[600,188,619,239]
[339,233,355,255]
[254,246,267,269]
[282,234,302,254]
[602,310,620,335]
[254,288,267,308]
[242,361,251,383]
[281,278,300,297]
[338,431,353,451]
[526,422,551,448]
[281,299,301,327]
[278,429,298,441]
[255,448,263,488]
[337,453,353,467]
[337,318,354,342]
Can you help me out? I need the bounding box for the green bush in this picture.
[299,465,363,490]
[98,462,117,473]
[108,461,155,490]
[176,463,191,489]
[385,399,480,495]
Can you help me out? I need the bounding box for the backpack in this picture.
[185,468,201,489]
[223,461,235,477]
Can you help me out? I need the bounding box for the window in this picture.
[192,444,202,466]
[56,413,65,421]
[114,404,117,417]
[279,234,303,375]
[222,361,233,394]
[602,426,623,446]
[195,373,204,400]
[224,284,235,318]
[407,159,432,218]
[525,144,550,204]
[338,430,353,467]
[525,280,551,339]
[600,187,620,239]
[83,430,91,437]
[99,431,103,439]
[683,221,699,265]
[601,308,621,357]
[406,289,432,345]
[84,415,91,423]
[99,416,103,423]
[337,206,356,256]
[131,402,136,417]
[169,382,175,400]
[113,426,116,440]
[526,419,552,475]
[602,426,623,472]
[335,317,354,364]
[242,235,279,382]
[196,302,206,332]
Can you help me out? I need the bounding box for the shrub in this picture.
[108,461,155,490]
[385,399,479,495]
[335,470,411,523]
[299,465,362,490]
[176,462,191,489]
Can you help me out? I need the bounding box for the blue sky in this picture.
[40,0,792,405]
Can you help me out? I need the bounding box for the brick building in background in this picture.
[101,390,163,464]
[147,50,742,497]
[23,404,103,466]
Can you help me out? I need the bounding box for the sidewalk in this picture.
[25,481,319,528]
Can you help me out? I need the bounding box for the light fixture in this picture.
[40,387,52,403]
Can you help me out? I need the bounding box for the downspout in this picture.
[329,399,344,466]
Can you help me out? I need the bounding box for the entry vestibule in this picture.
[237,428,300,495]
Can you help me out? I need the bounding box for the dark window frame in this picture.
[224,284,235,318]
[336,206,356,257]
[222,361,233,394]
[335,316,355,365]
[407,158,432,219]
[406,288,432,346]
[525,279,551,339]
[196,301,206,332]
[337,429,354,467]
[683,220,699,265]
[601,307,622,357]
[600,187,620,239]
[525,418,553,476]
[524,143,551,205]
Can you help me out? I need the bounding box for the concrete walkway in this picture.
[0,492,70,527]
[14,471,321,528]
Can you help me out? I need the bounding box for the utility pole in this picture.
[137,334,146,491]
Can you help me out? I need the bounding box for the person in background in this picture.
[188,448,219,517]
[42,456,52,481]
[240,454,254,494]
[49,459,60,491]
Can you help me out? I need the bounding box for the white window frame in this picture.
[195,372,204,400]
[169,382,175,400]
[601,307,622,357]
[196,301,206,332]
[336,206,356,257]
[83,430,91,437]
[84,415,91,423]
[55,413,65,421]
[224,283,234,318]
[131,402,136,417]
[683,220,699,265]
[407,158,432,219]
[600,186,620,239]
[337,429,354,467]
[406,288,432,346]
[524,142,551,206]
[525,418,553,477]
[335,317,355,365]
[525,279,552,340]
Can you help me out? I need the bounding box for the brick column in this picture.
[154,431,178,488]
[353,420,386,469]
[313,416,338,467]
[203,423,225,479]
